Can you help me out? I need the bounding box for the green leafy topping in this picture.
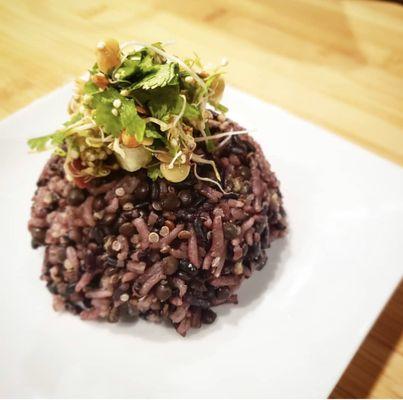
[92,89,122,136]
[183,103,200,121]
[114,59,139,81]
[64,113,84,127]
[145,124,167,144]
[28,135,53,151]
[27,40,232,184]
[129,62,179,91]
[120,99,145,141]
[82,81,99,96]
[147,164,163,181]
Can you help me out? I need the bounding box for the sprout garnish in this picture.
[28,39,246,186]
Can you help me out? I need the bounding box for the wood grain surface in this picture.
[0,0,402,397]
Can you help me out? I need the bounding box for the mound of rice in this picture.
[28,116,286,336]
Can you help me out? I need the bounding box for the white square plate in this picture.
[0,85,402,398]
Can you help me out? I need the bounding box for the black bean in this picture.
[134,201,150,209]
[177,209,194,222]
[205,286,216,301]
[178,190,193,207]
[66,188,86,206]
[160,193,180,211]
[119,194,134,207]
[185,295,210,309]
[254,252,268,271]
[222,192,239,200]
[83,298,92,308]
[178,259,198,277]
[112,283,130,302]
[30,227,46,242]
[231,146,246,156]
[216,286,231,301]
[46,283,58,294]
[65,283,76,295]
[274,221,287,231]
[201,308,217,324]
[189,279,206,292]
[268,211,280,224]
[148,250,160,263]
[223,222,240,240]
[106,256,118,267]
[93,196,105,211]
[194,218,207,245]
[134,181,150,201]
[261,227,270,249]
[177,271,191,282]
[84,252,96,271]
[155,282,172,301]
[192,194,205,207]
[89,226,104,245]
[65,302,81,315]
[132,281,142,295]
[119,222,135,237]
[254,218,267,234]
[31,238,42,249]
[248,243,261,260]
[163,256,178,275]
[108,307,120,323]
[102,214,116,226]
[280,205,286,217]
[150,181,160,200]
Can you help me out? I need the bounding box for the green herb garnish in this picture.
[28,39,233,185]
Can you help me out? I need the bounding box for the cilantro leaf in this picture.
[63,113,83,127]
[93,101,122,136]
[82,81,99,96]
[92,88,122,136]
[147,165,163,181]
[114,59,139,81]
[27,135,53,151]
[129,63,179,91]
[120,99,145,142]
[183,103,200,121]
[146,86,182,121]
[145,124,167,144]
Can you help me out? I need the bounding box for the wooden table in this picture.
[0,0,402,397]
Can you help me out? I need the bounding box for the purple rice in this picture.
[28,116,287,336]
